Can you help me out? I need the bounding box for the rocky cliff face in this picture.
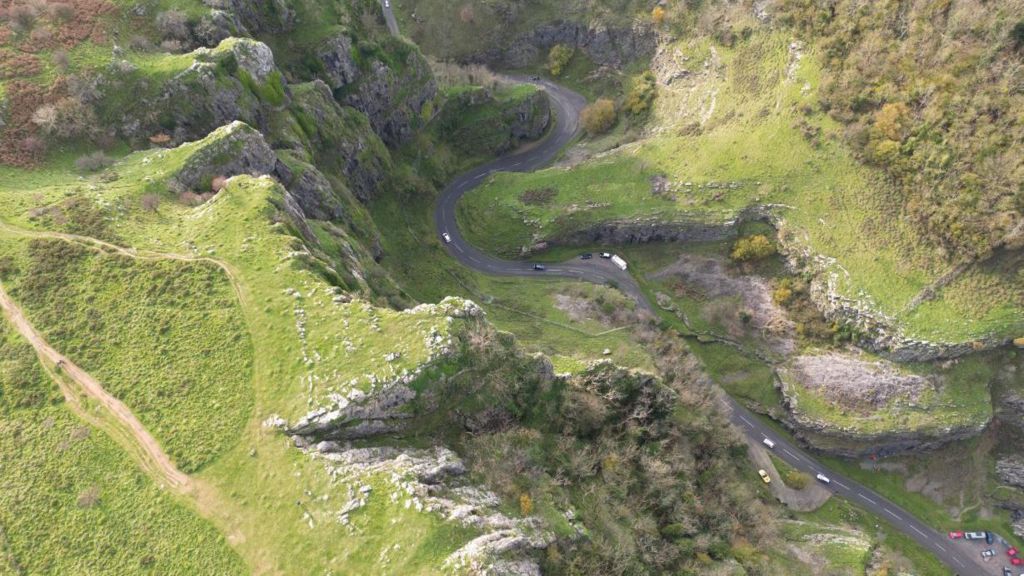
[313,32,437,146]
[434,86,551,157]
[775,352,991,458]
[473,20,657,69]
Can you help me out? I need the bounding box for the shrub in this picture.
[140,194,161,212]
[1011,21,1024,52]
[519,493,533,515]
[74,151,112,172]
[729,234,775,262]
[211,175,228,192]
[783,469,810,489]
[52,50,69,71]
[624,71,657,117]
[547,44,574,77]
[518,187,557,205]
[651,6,666,25]
[581,99,616,135]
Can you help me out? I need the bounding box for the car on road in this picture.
[600,252,612,259]
[982,548,996,558]
[1012,557,1023,566]
[762,438,775,449]
[533,264,546,271]
[580,253,593,260]
[442,232,452,243]
[966,531,989,540]
[384,0,389,7]
[757,469,771,484]
[1009,547,1019,557]
[949,531,965,539]
[815,473,831,484]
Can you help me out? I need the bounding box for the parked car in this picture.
[815,473,831,484]
[762,438,775,449]
[1004,567,1013,576]
[600,252,612,259]
[757,469,771,484]
[532,264,546,271]
[530,75,540,81]
[982,549,996,558]
[442,232,452,243]
[1009,547,1019,557]
[988,532,995,544]
[580,253,593,260]
[948,531,965,539]
[965,532,989,540]
[1011,557,1023,566]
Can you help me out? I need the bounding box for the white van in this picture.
[610,254,628,271]
[815,473,831,484]
[762,438,776,449]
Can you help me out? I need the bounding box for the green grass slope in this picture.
[457,31,1023,345]
[0,320,246,575]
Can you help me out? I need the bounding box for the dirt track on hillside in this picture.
[0,282,193,491]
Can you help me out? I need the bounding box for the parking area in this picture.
[946,531,1022,575]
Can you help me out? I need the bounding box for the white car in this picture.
[762,438,775,449]
[442,232,452,243]
[384,0,390,7]
[815,473,831,484]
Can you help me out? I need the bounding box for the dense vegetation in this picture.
[779,0,1024,262]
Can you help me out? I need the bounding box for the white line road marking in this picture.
[738,415,752,426]
[510,161,523,168]
[884,508,900,519]
[782,447,800,460]
[953,558,964,567]
[859,493,877,504]
[935,543,946,552]
[453,243,464,253]
[911,525,927,537]
[833,479,849,489]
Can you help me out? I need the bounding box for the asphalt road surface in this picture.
[384,0,992,571]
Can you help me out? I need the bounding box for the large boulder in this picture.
[316,33,360,91]
[202,0,294,35]
[168,121,276,193]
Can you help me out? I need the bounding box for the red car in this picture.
[948,531,965,539]
[1009,547,1019,556]
[1011,557,1022,566]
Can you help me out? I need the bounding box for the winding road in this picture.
[408,22,988,574]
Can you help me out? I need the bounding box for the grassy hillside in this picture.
[457,31,1023,344]
[0,320,247,574]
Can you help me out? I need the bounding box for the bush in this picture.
[547,44,574,77]
[783,469,810,489]
[581,99,616,136]
[140,194,161,212]
[651,6,666,25]
[624,71,657,117]
[729,234,775,262]
[74,151,113,173]
[1011,21,1024,52]
[518,187,557,205]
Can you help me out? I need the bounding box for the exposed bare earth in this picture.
[783,353,935,411]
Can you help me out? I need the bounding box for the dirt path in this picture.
[0,282,192,491]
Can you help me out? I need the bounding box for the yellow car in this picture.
[757,469,771,484]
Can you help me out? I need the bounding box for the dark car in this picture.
[987,532,995,544]
[1004,567,1013,576]
[580,253,593,260]
[533,264,546,271]
[530,75,540,81]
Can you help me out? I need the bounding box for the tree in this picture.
[519,493,533,515]
[581,99,616,135]
[730,234,775,262]
[547,44,574,77]
[651,6,666,26]
[624,71,657,116]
